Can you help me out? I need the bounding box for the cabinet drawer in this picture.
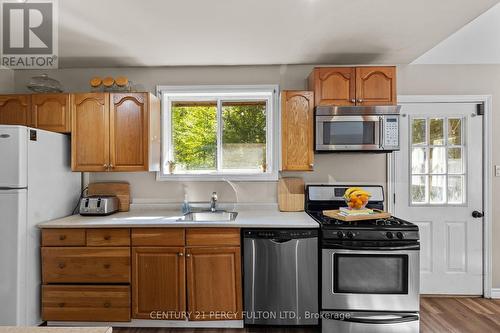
[42,247,130,283]
[42,285,130,322]
[42,229,86,247]
[186,228,240,246]
[87,229,130,246]
[131,228,185,246]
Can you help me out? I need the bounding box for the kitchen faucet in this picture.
[210,192,218,212]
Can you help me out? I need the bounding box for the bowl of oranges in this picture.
[343,187,371,210]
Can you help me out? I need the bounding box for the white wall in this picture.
[0,69,14,93]
[413,3,500,64]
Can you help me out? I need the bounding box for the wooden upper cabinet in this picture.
[355,66,396,106]
[0,94,31,126]
[281,91,314,171]
[308,66,397,106]
[132,247,186,319]
[71,92,160,172]
[71,93,110,172]
[110,93,148,171]
[31,93,71,133]
[186,247,242,321]
[308,68,355,106]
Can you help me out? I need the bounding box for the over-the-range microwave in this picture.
[315,105,401,152]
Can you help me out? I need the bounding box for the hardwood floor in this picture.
[113,297,500,333]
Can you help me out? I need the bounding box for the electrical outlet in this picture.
[495,165,500,177]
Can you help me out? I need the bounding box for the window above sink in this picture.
[156,85,279,181]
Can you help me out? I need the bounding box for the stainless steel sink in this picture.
[180,210,238,222]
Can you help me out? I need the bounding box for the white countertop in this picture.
[38,204,319,229]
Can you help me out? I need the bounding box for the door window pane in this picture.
[411,176,427,204]
[171,101,217,171]
[429,118,444,145]
[448,147,464,174]
[430,175,446,204]
[448,175,465,204]
[412,119,426,145]
[448,118,462,145]
[411,148,427,174]
[222,101,267,171]
[410,116,466,205]
[429,147,446,174]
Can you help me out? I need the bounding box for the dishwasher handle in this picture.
[270,238,293,243]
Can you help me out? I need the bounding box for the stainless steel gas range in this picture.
[306,184,420,333]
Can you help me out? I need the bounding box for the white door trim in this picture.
[388,95,493,298]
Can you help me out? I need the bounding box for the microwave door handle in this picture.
[379,116,384,148]
[333,314,419,325]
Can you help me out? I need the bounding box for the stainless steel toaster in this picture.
[79,196,119,216]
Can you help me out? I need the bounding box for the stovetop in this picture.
[307,211,418,230]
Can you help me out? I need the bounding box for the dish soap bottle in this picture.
[181,194,190,214]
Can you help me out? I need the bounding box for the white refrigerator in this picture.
[0,126,81,326]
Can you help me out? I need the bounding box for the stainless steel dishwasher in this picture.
[243,229,318,325]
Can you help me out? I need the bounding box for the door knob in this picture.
[472,210,484,218]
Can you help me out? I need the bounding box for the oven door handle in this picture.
[329,314,419,325]
[324,243,420,251]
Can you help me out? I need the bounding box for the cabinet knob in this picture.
[58,303,65,308]
[103,302,111,308]
[59,235,66,241]
[103,263,111,269]
[186,254,191,257]
[350,99,356,103]
[103,164,108,168]
[109,164,114,169]
[104,235,111,240]
[357,99,364,103]
[178,252,184,256]
[58,262,66,269]
[309,164,314,168]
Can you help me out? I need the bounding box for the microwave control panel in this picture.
[384,116,399,148]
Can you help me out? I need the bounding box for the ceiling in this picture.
[57,0,500,68]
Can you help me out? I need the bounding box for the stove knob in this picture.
[347,231,354,239]
[337,231,345,239]
[397,232,404,239]
[386,232,394,239]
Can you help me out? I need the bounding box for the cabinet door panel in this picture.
[132,247,186,319]
[281,91,314,171]
[0,95,31,125]
[309,68,355,106]
[355,66,397,105]
[71,93,109,171]
[110,93,148,171]
[32,93,71,133]
[186,247,242,321]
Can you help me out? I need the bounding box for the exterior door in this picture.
[32,94,71,133]
[281,91,314,171]
[132,247,186,319]
[355,67,396,106]
[394,102,483,294]
[110,93,148,171]
[0,95,31,126]
[71,93,109,171]
[186,247,242,320]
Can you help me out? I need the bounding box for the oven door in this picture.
[316,115,382,151]
[322,311,419,333]
[322,246,420,312]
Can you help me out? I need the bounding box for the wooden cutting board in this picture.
[323,209,391,221]
[278,178,305,212]
[87,182,130,212]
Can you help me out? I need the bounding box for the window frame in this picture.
[156,85,279,181]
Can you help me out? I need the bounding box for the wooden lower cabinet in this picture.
[132,247,186,319]
[42,285,130,322]
[186,247,243,321]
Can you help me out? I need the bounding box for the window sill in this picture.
[155,172,278,182]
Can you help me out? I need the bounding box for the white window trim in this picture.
[155,85,280,181]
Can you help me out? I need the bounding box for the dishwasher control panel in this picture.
[244,229,318,239]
